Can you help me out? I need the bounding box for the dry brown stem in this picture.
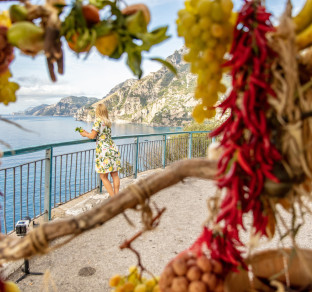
[119,207,166,250]
[22,0,64,81]
[269,0,312,183]
[0,158,217,264]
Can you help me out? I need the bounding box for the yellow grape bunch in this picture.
[109,265,160,292]
[0,70,19,105]
[176,0,235,123]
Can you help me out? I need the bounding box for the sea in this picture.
[0,115,182,233]
[0,115,182,169]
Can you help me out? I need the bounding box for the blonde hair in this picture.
[95,103,112,127]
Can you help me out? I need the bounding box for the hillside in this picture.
[75,47,198,127]
[17,47,229,127]
[21,96,99,116]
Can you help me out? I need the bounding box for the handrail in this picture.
[0,130,211,233]
[2,131,210,158]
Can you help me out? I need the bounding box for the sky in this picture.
[0,0,306,114]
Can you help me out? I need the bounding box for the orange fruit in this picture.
[67,33,91,53]
[95,33,119,56]
[82,4,100,26]
[121,3,151,24]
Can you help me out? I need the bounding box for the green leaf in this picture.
[137,26,170,51]
[89,0,112,10]
[109,42,124,59]
[124,11,147,35]
[94,21,114,37]
[77,29,91,49]
[150,58,177,75]
[127,49,142,78]
[89,0,122,18]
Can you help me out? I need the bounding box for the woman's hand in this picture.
[80,130,98,139]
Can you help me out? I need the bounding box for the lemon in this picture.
[4,281,21,292]
[134,283,147,292]
[95,33,119,57]
[109,274,122,287]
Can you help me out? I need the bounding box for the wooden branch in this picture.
[0,158,217,264]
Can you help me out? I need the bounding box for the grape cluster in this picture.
[176,0,235,123]
[159,252,225,292]
[0,70,19,106]
[109,266,160,292]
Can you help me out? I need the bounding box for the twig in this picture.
[120,207,166,280]
[0,116,36,134]
[0,158,217,264]
[127,245,156,280]
[119,207,166,250]
[0,139,11,150]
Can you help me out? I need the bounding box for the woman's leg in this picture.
[111,171,120,195]
[100,173,114,197]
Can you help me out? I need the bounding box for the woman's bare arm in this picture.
[80,130,98,139]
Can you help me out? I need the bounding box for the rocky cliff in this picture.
[19,47,229,126]
[75,47,198,127]
[22,96,99,116]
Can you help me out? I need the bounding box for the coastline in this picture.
[8,113,185,129]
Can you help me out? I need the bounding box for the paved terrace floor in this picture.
[5,168,217,291]
[5,168,312,291]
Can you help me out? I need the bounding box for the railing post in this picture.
[97,174,102,193]
[134,138,139,178]
[188,132,193,159]
[162,134,167,168]
[44,148,53,222]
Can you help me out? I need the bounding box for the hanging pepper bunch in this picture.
[205,0,282,271]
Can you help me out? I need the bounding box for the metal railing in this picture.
[0,131,211,233]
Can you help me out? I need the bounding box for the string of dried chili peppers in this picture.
[198,0,282,272]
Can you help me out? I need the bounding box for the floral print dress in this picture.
[92,119,121,174]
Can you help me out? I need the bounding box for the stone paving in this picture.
[5,168,312,291]
[6,168,218,291]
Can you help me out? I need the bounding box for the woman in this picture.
[80,103,121,197]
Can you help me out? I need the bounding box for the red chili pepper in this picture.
[259,110,267,135]
[235,71,246,88]
[209,114,233,137]
[217,199,237,223]
[216,155,232,177]
[218,162,238,188]
[262,168,279,183]
[262,135,271,152]
[218,91,237,109]
[257,23,274,32]
[229,31,249,55]
[237,150,253,176]
[249,75,269,90]
[230,119,242,136]
[233,47,252,70]
[252,57,261,76]
[220,192,233,209]
[254,28,267,62]
[270,146,282,160]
